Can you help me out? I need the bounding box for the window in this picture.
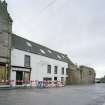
[66,68,68,75]
[62,55,65,58]
[43,77,52,81]
[40,49,46,54]
[0,66,8,84]
[26,42,32,47]
[89,71,91,75]
[47,65,51,74]
[24,72,30,84]
[80,70,83,80]
[57,55,61,59]
[48,50,52,53]
[54,66,58,74]
[61,77,64,81]
[24,55,31,67]
[62,67,64,75]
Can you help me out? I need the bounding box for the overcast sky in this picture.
[6,0,105,78]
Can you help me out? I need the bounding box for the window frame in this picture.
[24,55,31,67]
[66,68,68,75]
[47,65,51,74]
[61,77,64,81]
[62,67,64,75]
[89,71,91,75]
[54,66,58,74]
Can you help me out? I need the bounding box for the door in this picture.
[54,77,57,85]
[16,71,23,85]
[54,77,57,81]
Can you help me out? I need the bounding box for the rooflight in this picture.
[48,50,52,53]
[62,55,65,58]
[57,55,61,59]
[40,49,46,54]
[26,42,32,47]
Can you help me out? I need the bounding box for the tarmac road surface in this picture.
[0,83,105,105]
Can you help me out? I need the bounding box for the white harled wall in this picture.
[11,49,68,85]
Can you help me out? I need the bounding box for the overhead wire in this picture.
[40,0,56,13]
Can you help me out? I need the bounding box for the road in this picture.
[0,84,105,105]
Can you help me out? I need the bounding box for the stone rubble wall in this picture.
[0,0,12,63]
[66,64,96,85]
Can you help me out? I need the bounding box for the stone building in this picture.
[66,65,96,85]
[66,64,81,84]
[0,0,12,85]
[79,65,95,84]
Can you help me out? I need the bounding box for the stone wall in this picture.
[0,0,12,63]
[0,0,12,82]
[66,64,81,84]
[79,66,95,84]
[66,65,96,85]
[0,32,11,63]
[0,0,12,32]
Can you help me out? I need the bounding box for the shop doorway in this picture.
[16,71,23,85]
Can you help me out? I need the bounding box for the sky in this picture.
[5,0,105,78]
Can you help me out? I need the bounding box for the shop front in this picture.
[11,66,31,86]
[0,63,9,85]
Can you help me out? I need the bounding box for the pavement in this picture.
[0,83,105,105]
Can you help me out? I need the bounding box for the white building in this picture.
[10,35,71,86]
[0,0,73,87]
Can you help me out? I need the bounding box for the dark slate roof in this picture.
[12,34,73,64]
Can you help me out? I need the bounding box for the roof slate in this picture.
[12,34,73,64]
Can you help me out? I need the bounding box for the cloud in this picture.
[7,0,105,77]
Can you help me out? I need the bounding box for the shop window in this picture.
[0,66,8,82]
[24,72,30,84]
[16,71,30,85]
